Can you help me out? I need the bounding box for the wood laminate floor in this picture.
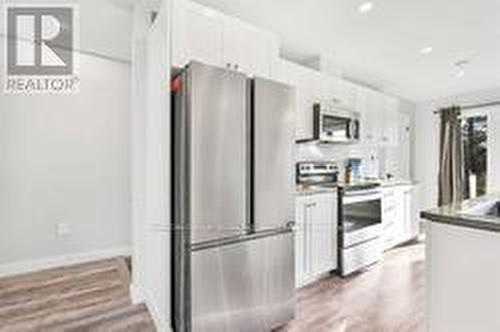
[0,258,156,332]
[1,243,424,332]
[279,242,425,332]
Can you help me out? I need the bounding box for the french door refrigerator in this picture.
[172,61,295,332]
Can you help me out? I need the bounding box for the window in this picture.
[462,115,487,199]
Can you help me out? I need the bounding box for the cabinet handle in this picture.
[226,63,231,69]
[234,64,239,71]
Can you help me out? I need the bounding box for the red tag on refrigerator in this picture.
[171,77,182,92]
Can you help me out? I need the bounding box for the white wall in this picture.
[132,1,172,331]
[0,0,133,62]
[0,0,133,270]
[414,88,500,211]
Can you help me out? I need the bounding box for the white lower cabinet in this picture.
[295,192,338,288]
[382,185,420,250]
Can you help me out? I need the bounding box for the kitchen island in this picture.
[421,194,500,332]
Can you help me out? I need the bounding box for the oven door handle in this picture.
[343,192,382,205]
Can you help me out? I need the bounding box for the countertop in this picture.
[379,180,417,188]
[421,193,500,233]
[295,185,338,196]
[295,180,418,196]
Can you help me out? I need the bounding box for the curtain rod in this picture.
[433,101,500,114]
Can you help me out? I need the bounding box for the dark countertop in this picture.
[295,185,338,196]
[420,193,500,233]
[295,180,418,196]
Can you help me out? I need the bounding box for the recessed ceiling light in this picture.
[421,47,433,55]
[358,2,374,13]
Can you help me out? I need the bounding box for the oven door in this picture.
[341,190,382,248]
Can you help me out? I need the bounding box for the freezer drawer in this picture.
[191,231,295,332]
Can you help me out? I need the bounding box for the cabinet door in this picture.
[332,80,357,110]
[382,189,397,250]
[172,1,223,68]
[309,193,337,276]
[399,113,412,180]
[273,60,317,142]
[393,189,407,244]
[362,89,384,143]
[383,97,400,146]
[295,196,309,288]
[389,186,419,246]
[222,17,273,77]
[295,66,319,141]
[403,187,419,242]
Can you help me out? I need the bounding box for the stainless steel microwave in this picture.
[312,103,360,143]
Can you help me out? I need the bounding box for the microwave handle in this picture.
[347,119,353,139]
[351,119,360,140]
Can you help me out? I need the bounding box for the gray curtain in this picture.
[438,106,463,206]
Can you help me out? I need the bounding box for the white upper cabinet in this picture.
[172,0,278,77]
[314,76,357,111]
[222,17,277,77]
[356,88,405,146]
[172,0,224,68]
[333,80,358,110]
[358,88,384,143]
[399,112,412,179]
[382,96,401,146]
[273,60,319,141]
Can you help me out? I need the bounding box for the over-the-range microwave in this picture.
[312,103,361,143]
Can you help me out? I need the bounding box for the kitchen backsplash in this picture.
[295,143,406,180]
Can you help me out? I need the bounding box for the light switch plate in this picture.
[56,223,71,237]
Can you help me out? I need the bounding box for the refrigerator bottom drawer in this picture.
[191,232,295,332]
[340,237,383,277]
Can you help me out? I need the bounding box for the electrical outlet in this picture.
[56,223,71,237]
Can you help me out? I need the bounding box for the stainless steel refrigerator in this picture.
[172,61,295,332]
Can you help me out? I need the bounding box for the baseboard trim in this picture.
[0,246,132,278]
[145,299,173,332]
[130,283,145,304]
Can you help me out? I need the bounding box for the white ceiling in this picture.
[193,0,500,102]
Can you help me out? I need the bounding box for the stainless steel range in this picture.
[296,162,384,277]
[338,184,384,277]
